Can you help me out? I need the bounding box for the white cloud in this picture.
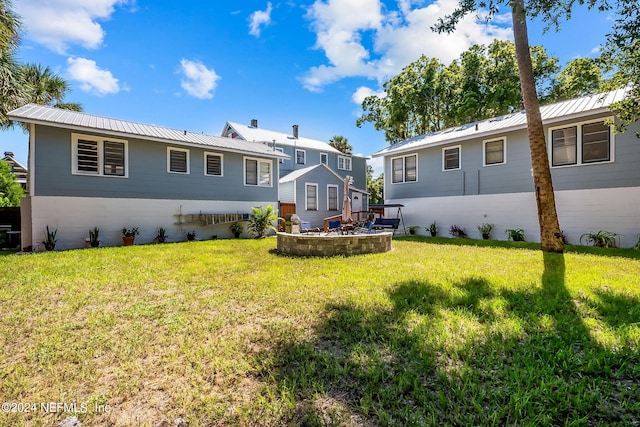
[67,57,120,96]
[14,0,129,53]
[352,86,386,105]
[248,2,273,37]
[301,0,512,93]
[179,59,221,100]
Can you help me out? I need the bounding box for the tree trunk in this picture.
[511,0,564,253]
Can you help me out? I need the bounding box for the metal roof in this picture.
[223,121,345,154]
[372,88,631,158]
[8,104,289,159]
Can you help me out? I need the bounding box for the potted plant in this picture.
[89,227,100,247]
[154,227,168,243]
[579,230,619,248]
[426,221,438,237]
[505,228,525,242]
[229,222,243,238]
[122,227,139,246]
[185,230,196,241]
[407,225,419,235]
[42,225,57,251]
[477,223,494,240]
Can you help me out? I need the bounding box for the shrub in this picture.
[248,205,279,238]
[580,230,619,248]
[154,227,168,243]
[449,224,467,238]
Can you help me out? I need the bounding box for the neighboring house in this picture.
[8,104,288,250]
[279,163,369,228]
[222,120,369,227]
[2,151,28,194]
[372,88,640,247]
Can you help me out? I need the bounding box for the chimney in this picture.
[250,119,258,128]
[4,151,14,158]
[292,124,299,139]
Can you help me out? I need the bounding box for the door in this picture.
[351,192,363,212]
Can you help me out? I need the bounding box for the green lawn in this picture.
[1,238,639,426]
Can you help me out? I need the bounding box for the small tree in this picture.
[248,205,278,238]
[0,160,24,206]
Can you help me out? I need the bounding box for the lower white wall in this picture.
[388,186,640,248]
[26,196,279,250]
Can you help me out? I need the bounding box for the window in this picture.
[204,152,223,176]
[275,147,284,164]
[72,133,127,177]
[552,127,577,166]
[327,185,338,211]
[391,154,417,183]
[306,184,318,210]
[168,147,189,174]
[320,153,328,164]
[483,138,506,166]
[244,157,273,186]
[296,149,306,165]
[582,122,610,163]
[338,155,352,171]
[551,120,612,167]
[443,146,461,170]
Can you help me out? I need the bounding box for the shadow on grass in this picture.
[257,253,640,425]
[396,235,640,260]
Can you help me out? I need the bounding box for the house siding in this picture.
[33,125,277,202]
[385,120,640,200]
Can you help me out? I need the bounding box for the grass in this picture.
[1,237,639,426]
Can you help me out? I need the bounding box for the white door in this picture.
[351,192,363,212]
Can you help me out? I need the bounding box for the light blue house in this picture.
[373,89,640,247]
[9,104,288,250]
[222,120,369,227]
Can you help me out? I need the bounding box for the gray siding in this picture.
[293,167,345,228]
[33,125,278,202]
[277,145,367,189]
[385,119,640,200]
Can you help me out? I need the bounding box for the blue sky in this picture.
[1,0,614,174]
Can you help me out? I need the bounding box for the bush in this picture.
[248,205,279,238]
[580,230,619,248]
[449,224,467,238]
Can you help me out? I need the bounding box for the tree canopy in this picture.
[357,32,633,145]
[0,159,24,206]
[329,135,352,154]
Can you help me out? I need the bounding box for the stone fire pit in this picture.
[276,231,393,257]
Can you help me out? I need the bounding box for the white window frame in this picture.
[203,152,224,177]
[327,184,339,211]
[320,152,328,165]
[71,133,128,178]
[549,118,615,168]
[305,183,318,211]
[390,153,418,184]
[338,155,352,171]
[483,137,507,166]
[442,145,461,171]
[167,147,190,174]
[244,157,273,187]
[295,149,306,165]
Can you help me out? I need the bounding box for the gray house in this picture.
[279,164,369,229]
[9,104,287,250]
[222,120,369,226]
[373,89,640,247]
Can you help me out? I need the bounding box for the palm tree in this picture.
[511,0,563,252]
[20,64,82,110]
[0,0,23,128]
[329,135,352,154]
